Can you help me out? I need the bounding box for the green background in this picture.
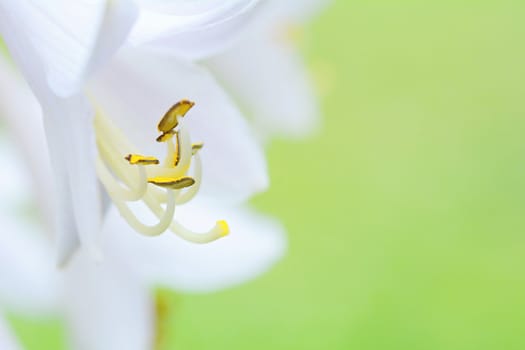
[12,1,525,349]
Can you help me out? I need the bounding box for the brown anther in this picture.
[157,99,195,133]
[191,142,204,155]
[125,154,160,165]
[148,176,195,190]
[156,130,176,143]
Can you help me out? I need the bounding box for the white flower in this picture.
[0,80,286,349]
[0,0,270,265]
[0,111,285,349]
[0,4,287,347]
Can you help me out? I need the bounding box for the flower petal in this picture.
[205,24,320,140]
[0,317,21,350]
[0,54,55,231]
[0,138,58,315]
[135,0,244,15]
[129,0,260,59]
[89,48,268,201]
[0,0,137,264]
[0,212,59,315]
[63,251,153,350]
[102,200,286,293]
[266,0,332,23]
[44,96,105,264]
[0,0,137,97]
[0,54,81,265]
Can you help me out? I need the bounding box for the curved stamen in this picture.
[169,219,229,243]
[142,191,228,243]
[109,190,176,237]
[96,156,147,202]
[95,113,138,155]
[94,100,229,244]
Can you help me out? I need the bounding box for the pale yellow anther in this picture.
[125,154,160,165]
[148,176,195,190]
[191,142,204,155]
[217,220,230,237]
[157,99,195,133]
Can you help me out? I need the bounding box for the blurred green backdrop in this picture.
[12,0,525,349]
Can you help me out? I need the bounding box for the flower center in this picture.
[94,100,229,243]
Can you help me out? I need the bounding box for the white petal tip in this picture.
[55,236,80,268]
[56,246,78,269]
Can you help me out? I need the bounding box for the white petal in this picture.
[206,35,321,140]
[0,139,58,315]
[0,54,80,265]
[0,0,137,97]
[82,0,139,90]
[43,96,103,264]
[63,251,153,350]
[130,0,259,58]
[0,212,59,315]
[267,0,331,23]
[40,107,80,266]
[0,317,21,350]
[0,0,136,264]
[0,54,55,231]
[0,54,83,265]
[0,138,29,211]
[135,0,245,15]
[203,0,330,140]
[89,48,268,201]
[103,200,286,293]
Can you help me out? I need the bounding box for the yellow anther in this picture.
[148,176,195,190]
[156,130,176,143]
[191,142,204,155]
[125,154,160,165]
[157,99,195,133]
[217,220,229,237]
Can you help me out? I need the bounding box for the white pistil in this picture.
[93,101,229,243]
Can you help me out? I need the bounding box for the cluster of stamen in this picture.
[94,100,229,243]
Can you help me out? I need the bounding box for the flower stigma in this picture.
[94,100,229,243]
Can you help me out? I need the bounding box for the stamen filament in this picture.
[96,156,147,202]
[141,191,228,243]
[176,153,202,205]
[147,127,192,179]
[94,99,228,244]
[109,190,176,236]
